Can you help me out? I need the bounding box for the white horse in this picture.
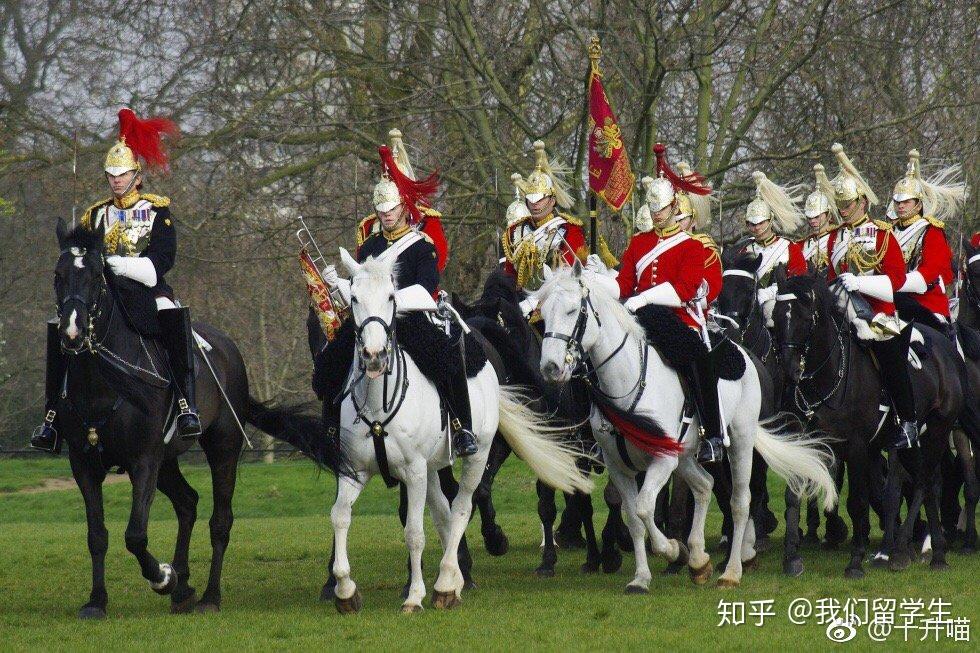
[536,262,837,591]
[331,249,592,614]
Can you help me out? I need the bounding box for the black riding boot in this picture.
[442,353,478,457]
[869,326,918,450]
[689,353,725,464]
[30,320,67,453]
[159,307,202,439]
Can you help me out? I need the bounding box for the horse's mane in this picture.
[778,273,832,313]
[63,224,105,252]
[538,268,646,342]
[721,246,760,273]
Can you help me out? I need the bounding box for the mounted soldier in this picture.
[888,149,966,339]
[318,142,478,457]
[608,143,724,464]
[501,140,588,306]
[825,142,918,449]
[800,164,838,274]
[31,108,201,452]
[743,171,808,324]
[674,160,722,310]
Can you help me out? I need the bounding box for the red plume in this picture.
[653,143,711,196]
[117,108,179,171]
[378,145,439,223]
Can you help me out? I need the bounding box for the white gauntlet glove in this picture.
[321,264,340,285]
[756,284,777,305]
[106,255,157,287]
[839,273,894,301]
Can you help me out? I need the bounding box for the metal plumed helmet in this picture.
[829,142,879,207]
[505,172,531,225]
[804,163,839,222]
[891,148,968,223]
[519,140,574,209]
[103,108,178,175]
[745,171,806,235]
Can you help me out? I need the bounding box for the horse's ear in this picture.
[542,264,554,281]
[773,264,788,287]
[338,247,360,276]
[55,217,68,249]
[751,254,763,273]
[572,258,583,278]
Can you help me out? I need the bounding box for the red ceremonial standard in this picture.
[587,37,635,212]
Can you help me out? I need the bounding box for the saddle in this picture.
[109,275,161,337]
[633,305,746,380]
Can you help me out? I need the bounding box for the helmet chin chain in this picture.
[108,169,141,199]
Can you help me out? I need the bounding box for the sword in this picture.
[195,336,254,449]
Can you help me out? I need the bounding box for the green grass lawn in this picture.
[0,456,976,651]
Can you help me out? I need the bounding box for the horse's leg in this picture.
[960,447,979,553]
[844,439,871,579]
[534,480,558,577]
[555,491,586,549]
[333,472,367,614]
[783,487,804,577]
[68,453,109,619]
[676,454,715,584]
[197,436,239,612]
[608,465,652,593]
[156,458,199,613]
[922,449,949,570]
[750,451,775,550]
[401,460,428,613]
[803,496,820,545]
[474,435,512,556]
[823,459,849,548]
[636,458,682,568]
[710,461,734,552]
[125,456,174,594]
[662,476,691,575]
[575,487,601,573]
[718,422,754,588]
[603,480,633,553]
[878,449,909,567]
[433,450,487,608]
[599,480,624,573]
[437,465,475,589]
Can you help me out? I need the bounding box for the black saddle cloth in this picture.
[633,305,745,381]
[109,275,160,337]
[312,312,488,402]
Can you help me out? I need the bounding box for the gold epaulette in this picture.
[690,232,720,253]
[873,218,893,231]
[79,199,111,229]
[356,214,378,247]
[140,193,170,208]
[924,214,945,229]
[420,206,442,218]
[558,212,583,227]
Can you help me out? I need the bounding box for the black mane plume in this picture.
[63,224,105,253]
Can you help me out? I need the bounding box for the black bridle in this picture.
[542,280,649,413]
[349,295,410,428]
[56,247,109,355]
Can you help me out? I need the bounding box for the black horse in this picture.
[773,273,963,576]
[52,220,350,619]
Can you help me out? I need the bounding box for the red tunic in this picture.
[826,220,906,316]
[896,221,953,316]
[971,232,980,249]
[357,209,448,272]
[746,235,808,285]
[501,214,588,280]
[617,229,707,328]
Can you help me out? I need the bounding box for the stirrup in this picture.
[891,421,919,450]
[451,419,478,457]
[176,399,202,439]
[30,410,61,453]
[696,437,724,464]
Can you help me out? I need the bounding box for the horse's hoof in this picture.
[717,577,740,589]
[869,552,889,568]
[195,602,220,614]
[400,603,424,614]
[742,555,758,571]
[661,560,684,575]
[78,605,107,620]
[534,566,555,578]
[319,582,336,602]
[929,559,949,571]
[431,590,460,610]
[170,591,197,615]
[844,566,865,580]
[888,551,911,572]
[601,549,623,574]
[961,544,976,555]
[690,560,714,585]
[783,557,804,577]
[802,532,820,547]
[624,583,649,594]
[150,564,177,596]
[713,536,729,553]
[335,590,363,615]
[673,542,690,567]
[462,578,477,591]
[581,560,600,574]
[484,528,510,557]
[754,536,771,554]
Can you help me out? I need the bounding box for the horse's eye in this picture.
[350,297,358,305]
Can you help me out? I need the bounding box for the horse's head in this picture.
[54,218,107,353]
[340,247,395,379]
[536,261,595,384]
[717,251,762,332]
[966,240,980,289]
[771,273,830,384]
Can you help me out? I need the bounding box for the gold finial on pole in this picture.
[589,35,601,72]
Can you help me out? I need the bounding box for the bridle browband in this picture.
[348,291,410,431]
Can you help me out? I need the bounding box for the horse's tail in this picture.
[496,385,593,494]
[753,414,838,512]
[245,396,355,478]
